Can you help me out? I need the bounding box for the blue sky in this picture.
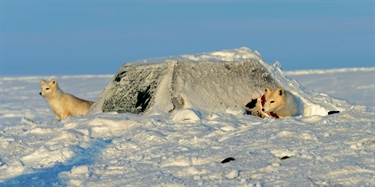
[1,1,374,76]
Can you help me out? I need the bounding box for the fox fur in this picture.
[39,78,94,120]
[262,87,298,118]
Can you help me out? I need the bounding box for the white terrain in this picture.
[0,48,374,187]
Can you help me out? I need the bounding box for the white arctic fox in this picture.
[39,78,94,120]
[262,87,298,118]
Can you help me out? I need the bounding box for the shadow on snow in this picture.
[0,138,112,187]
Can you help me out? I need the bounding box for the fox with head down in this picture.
[262,87,298,118]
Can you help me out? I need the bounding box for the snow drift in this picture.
[1,61,374,187]
[88,47,347,117]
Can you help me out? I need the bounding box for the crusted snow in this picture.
[0,48,374,186]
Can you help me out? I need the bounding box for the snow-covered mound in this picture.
[89,47,348,117]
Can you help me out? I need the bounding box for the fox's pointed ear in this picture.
[40,79,46,85]
[277,87,284,96]
[50,78,57,85]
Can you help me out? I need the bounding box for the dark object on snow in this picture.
[221,157,236,163]
[280,156,290,160]
[244,94,279,118]
[244,98,269,118]
[245,99,263,116]
[328,111,340,115]
[245,99,257,109]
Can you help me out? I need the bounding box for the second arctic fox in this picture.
[39,78,94,120]
[262,87,298,118]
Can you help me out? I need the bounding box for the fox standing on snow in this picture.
[262,87,298,118]
[39,78,94,120]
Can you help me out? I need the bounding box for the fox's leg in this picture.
[55,115,62,120]
[61,112,70,120]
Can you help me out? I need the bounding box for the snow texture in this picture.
[0,48,374,187]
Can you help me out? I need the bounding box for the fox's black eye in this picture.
[46,88,49,90]
[270,101,275,103]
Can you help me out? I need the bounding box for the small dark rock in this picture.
[280,156,290,160]
[221,157,235,163]
[328,111,340,115]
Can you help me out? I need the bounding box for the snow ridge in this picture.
[285,67,375,76]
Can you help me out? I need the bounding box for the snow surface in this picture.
[285,67,375,109]
[0,50,374,186]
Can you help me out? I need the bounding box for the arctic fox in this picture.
[262,87,298,118]
[39,78,94,120]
